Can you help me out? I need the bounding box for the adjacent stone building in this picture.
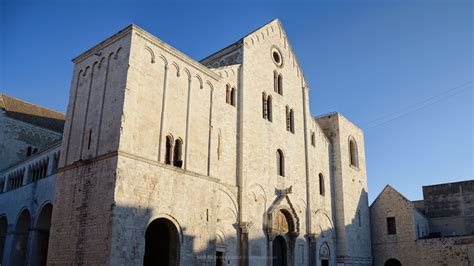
[370,182,474,266]
[0,94,62,266]
[0,19,373,265]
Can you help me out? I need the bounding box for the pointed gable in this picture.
[200,19,309,88]
[241,19,309,88]
[370,185,414,210]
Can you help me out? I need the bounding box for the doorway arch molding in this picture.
[266,186,300,239]
[147,213,184,243]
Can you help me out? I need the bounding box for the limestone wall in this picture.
[0,144,57,265]
[370,185,473,266]
[240,20,311,265]
[317,113,372,265]
[423,180,474,236]
[59,27,131,167]
[48,25,132,265]
[45,20,373,265]
[372,234,473,266]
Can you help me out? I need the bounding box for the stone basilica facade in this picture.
[0,19,373,265]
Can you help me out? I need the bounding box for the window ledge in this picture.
[349,164,360,171]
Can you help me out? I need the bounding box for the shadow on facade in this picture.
[6,111,65,133]
[0,190,369,265]
[0,203,53,266]
[112,198,341,266]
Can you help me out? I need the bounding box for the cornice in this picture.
[72,24,134,64]
[132,25,221,81]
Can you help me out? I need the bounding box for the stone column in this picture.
[157,64,169,162]
[239,222,252,266]
[306,233,317,266]
[2,224,14,266]
[267,232,276,266]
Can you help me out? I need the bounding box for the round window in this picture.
[271,47,283,67]
[273,51,281,64]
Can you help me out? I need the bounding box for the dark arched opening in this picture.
[11,209,31,265]
[267,95,272,122]
[272,235,287,266]
[277,74,283,95]
[319,173,325,196]
[385,258,402,266]
[349,138,359,167]
[165,136,173,165]
[230,87,236,106]
[277,149,285,177]
[173,139,183,168]
[0,216,7,265]
[289,109,294,133]
[32,204,52,266]
[144,218,180,266]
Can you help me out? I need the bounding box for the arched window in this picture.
[273,71,283,95]
[319,173,325,196]
[27,146,32,157]
[311,132,315,146]
[262,92,268,119]
[225,85,231,104]
[267,95,272,122]
[273,71,278,93]
[277,74,283,95]
[349,138,359,167]
[165,136,173,165]
[173,139,183,168]
[277,149,285,177]
[286,106,290,131]
[230,87,236,107]
[290,109,295,133]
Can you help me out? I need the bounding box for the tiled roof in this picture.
[0,93,65,133]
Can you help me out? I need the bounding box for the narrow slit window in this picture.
[290,109,295,133]
[165,136,173,165]
[277,149,285,177]
[87,129,92,150]
[173,139,183,168]
[230,87,236,107]
[277,74,283,95]
[319,173,325,196]
[267,95,272,122]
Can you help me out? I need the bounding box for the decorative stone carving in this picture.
[239,222,253,234]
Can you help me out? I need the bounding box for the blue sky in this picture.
[1,0,472,202]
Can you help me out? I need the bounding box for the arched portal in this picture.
[11,209,31,265]
[385,258,402,266]
[0,216,7,265]
[268,208,296,266]
[32,204,53,266]
[272,235,287,266]
[144,218,180,266]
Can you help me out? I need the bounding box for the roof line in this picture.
[0,93,65,115]
[199,18,279,64]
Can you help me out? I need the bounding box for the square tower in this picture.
[316,112,372,265]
